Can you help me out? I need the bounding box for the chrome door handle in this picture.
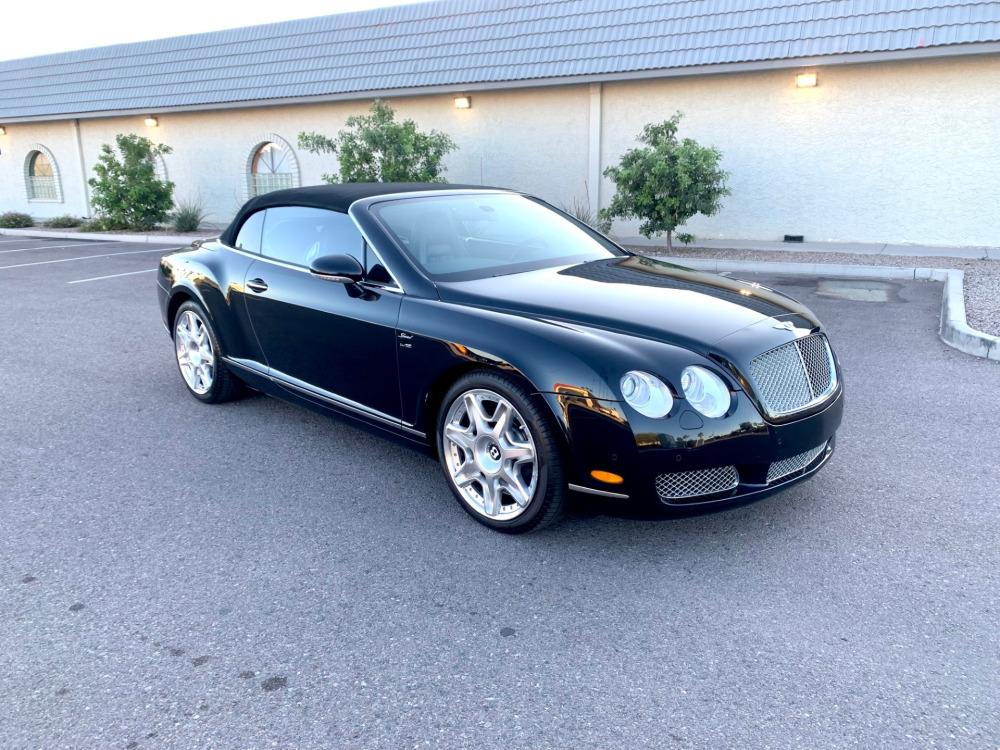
[247,278,268,293]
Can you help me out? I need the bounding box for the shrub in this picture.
[299,100,457,183]
[78,217,117,232]
[171,198,208,232]
[676,232,696,245]
[88,134,174,230]
[43,215,84,228]
[559,195,611,234]
[601,112,729,252]
[0,211,34,228]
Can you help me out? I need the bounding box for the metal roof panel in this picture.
[1,0,998,119]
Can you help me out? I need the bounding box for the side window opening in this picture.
[234,210,265,253]
[259,206,364,268]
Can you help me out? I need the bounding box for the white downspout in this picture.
[71,118,91,218]
[587,83,603,216]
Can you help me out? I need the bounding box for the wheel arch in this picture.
[167,283,230,360]
[421,361,571,459]
[166,288,196,337]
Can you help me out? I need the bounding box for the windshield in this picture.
[372,193,621,281]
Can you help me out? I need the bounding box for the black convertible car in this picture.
[157,184,843,532]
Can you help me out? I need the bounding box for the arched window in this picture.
[154,153,168,182]
[25,146,62,201]
[246,134,299,197]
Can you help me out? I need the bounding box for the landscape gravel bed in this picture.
[631,246,1000,338]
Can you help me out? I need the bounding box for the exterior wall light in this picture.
[454,96,471,109]
[144,116,159,127]
[0,126,6,135]
[795,72,818,88]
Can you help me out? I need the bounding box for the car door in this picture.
[243,205,403,421]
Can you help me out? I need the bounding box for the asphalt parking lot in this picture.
[2,237,998,749]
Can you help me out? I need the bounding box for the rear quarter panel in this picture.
[158,241,263,363]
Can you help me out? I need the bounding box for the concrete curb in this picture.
[938,269,1000,361]
[620,236,999,260]
[0,227,210,245]
[655,255,1000,362]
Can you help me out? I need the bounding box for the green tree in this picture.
[88,134,174,230]
[298,100,456,183]
[601,112,729,252]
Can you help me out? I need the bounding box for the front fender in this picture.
[396,296,717,432]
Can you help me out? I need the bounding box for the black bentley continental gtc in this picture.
[158,184,843,532]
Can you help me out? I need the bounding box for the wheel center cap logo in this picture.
[487,443,502,461]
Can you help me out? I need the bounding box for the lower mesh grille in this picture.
[655,466,739,502]
[767,442,828,484]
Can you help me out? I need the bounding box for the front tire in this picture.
[437,371,566,533]
[173,300,243,404]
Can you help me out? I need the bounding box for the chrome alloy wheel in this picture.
[442,389,539,521]
[174,310,215,395]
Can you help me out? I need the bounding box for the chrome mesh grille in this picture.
[749,334,836,418]
[797,335,835,396]
[767,441,828,484]
[655,466,739,502]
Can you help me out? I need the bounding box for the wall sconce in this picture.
[0,126,6,135]
[795,72,818,88]
[144,116,159,127]
[453,96,471,109]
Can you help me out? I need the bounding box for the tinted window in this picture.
[260,206,364,267]
[373,193,618,281]
[234,210,265,253]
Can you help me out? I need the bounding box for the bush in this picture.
[171,198,208,232]
[601,112,729,252]
[88,134,174,230]
[0,211,34,228]
[559,195,611,234]
[676,232,696,245]
[78,217,117,232]
[299,100,457,183]
[43,215,84,228]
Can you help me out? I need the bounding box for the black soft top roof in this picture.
[220,182,503,246]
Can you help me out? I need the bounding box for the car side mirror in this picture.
[309,254,364,283]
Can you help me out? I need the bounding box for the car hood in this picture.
[436,255,821,353]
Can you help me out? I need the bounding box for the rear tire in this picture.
[437,370,566,533]
[172,300,243,404]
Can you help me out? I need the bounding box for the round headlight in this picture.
[680,366,731,418]
[620,370,674,418]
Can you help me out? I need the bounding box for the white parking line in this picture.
[67,268,157,284]
[0,241,121,255]
[0,247,166,269]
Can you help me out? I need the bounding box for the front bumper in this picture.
[555,384,844,508]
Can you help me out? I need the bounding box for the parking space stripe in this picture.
[0,247,166,269]
[0,241,119,255]
[67,268,157,284]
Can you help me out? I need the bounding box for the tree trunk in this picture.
[666,230,673,253]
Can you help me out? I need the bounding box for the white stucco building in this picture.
[1,0,999,247]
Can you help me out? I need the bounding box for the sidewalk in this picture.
[620,236,1000,261]
[0,227,213,245]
